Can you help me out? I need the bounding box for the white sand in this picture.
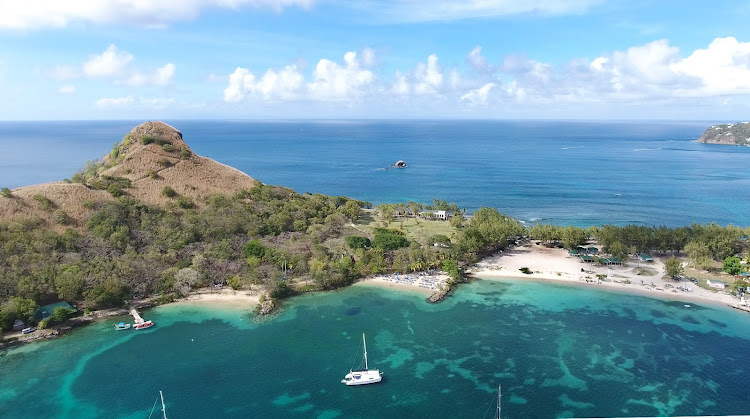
[173,289,260,308]
[470,243,741,308]
[357,272,449,296]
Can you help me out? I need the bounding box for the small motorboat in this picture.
[133,320,154,330]
[684,304,691,308]
[114,322,131,330]
[390,160,407,168]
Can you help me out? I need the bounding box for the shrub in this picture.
[140,135,157,145]
[107,183,125,197]
[82,199,96,210]
[179,146,191,159]
[33,194,54,210]
[1,187,12,198]
[38,318,50,329]
[723,256,742,276]
[162,186,177,198]
[243,240,266,259]
[519,267,532,274]
[227,275,242,290]
[176,196,194,209]
[162,144,176,153]
[372,228,408,250]
[146,169,159,179]
[51,306,76,322]
[51,209,70,225]
[157,158,172,167]
[346,235,371,250]
[124,168,132,174]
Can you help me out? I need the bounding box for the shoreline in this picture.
[354,272,450,297]
[469,243,743,310]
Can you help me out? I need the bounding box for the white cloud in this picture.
[57,85,76,94]
[461,83,496,104]
[83,44,133,78]
[122,63,176,86]
[413,54,443,95]
[224,65,304,102]
[50,65,79,80]
[96,96,135,107]
[467,46,492,73]
[225,50,375,102]
[96,96,174,108]
[0,0,316,30]
[308,51,375,101]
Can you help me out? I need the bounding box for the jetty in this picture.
[130,308,145,324]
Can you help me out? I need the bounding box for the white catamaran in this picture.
[341,334,383,386]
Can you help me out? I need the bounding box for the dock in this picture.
[130,308,145,324]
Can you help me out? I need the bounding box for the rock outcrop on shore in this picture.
[697,122,750,146]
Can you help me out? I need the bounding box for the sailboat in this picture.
[496,385,502,419]
[148,390,168,419]
[341,334,383,386]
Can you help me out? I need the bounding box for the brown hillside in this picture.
[0,121,257,230]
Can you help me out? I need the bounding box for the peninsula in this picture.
[697,122,750,145]
[1,122,749,347]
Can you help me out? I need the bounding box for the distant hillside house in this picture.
[707,280,727,290]
[420,210,449,220]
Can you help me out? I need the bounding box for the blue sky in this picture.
[1,0,750,120]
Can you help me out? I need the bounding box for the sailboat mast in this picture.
[160,390,167,419]
[363,333,368,370]
[496,385,502,419]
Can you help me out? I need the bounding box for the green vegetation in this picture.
[664,256,683,279]
[33,194,54,211]
[519,267,532,274]
[162,144,176,153]
[1,187,11,198]
[345,235,371,250]
[51,209,70,225]
[372,228,408,250]
[146,169,159,179]
[157,157,172,167]
[162,186,177,198]
[723,256,742,276]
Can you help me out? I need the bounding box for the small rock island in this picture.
[697,122,750,146]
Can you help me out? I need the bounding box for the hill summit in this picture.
[0,121,257,228]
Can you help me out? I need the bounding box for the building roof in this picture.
[580,255,594,262]
[35,301,74,320]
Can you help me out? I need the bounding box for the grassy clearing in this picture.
[353,209,458,244]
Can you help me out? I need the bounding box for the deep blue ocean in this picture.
[1,119,748,227]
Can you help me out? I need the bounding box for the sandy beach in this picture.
[469,243,744,309]
[172,288,261,308]
[356,272,450,296]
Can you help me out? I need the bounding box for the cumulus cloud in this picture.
[224,65,304,102]
[308,51,375,101]
[225,50,375,102]
[221,38,750,111]
[57,85,76,94]
[83,44,133,78]
[0,0,316,30]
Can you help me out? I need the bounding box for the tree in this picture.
[345,235,371,250]
[341,200,361,220]
[243,240,266,259]
[372,229,408,250]
[51,306,76,322]
[664,256,683,279]
[54,265,85,302]
[723,256,742,276]
[174,267,200,296]
[685,241,712,269]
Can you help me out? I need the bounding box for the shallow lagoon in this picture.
[1,279,749,418]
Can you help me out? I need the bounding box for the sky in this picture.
[1,0,750,120]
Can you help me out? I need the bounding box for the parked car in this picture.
[21,327,36,334]
[690,277,698,284]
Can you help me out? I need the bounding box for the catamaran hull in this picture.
[341,370,382,385]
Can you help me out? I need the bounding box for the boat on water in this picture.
[341,334,382,386]
[114,322,131,330]
[148,390,168,419]
[134,320,154,330]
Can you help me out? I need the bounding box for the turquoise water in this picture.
[2,280,749,418]
[2,120,750,226]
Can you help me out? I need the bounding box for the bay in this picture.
[1,280,749,418]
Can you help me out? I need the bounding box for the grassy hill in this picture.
[0,121,257,229]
